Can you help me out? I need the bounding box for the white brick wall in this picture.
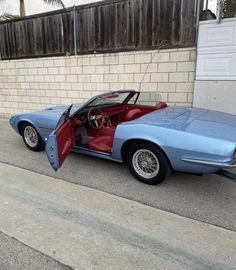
[0,47,196,118]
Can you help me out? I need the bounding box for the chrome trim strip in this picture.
[72,146,111,156]
[182,158,236,169]
[70,146,122,163]
[39,127,53,132]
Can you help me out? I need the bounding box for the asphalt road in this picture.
[0,232,72,270]
[0,118,236,231]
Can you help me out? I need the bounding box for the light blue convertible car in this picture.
[10,90,236,185]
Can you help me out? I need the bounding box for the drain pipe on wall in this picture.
[195,0,202,43]
[216,0,221,23]
[192,0,202,85]
[73,5,77,55]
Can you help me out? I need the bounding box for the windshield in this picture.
[70,103,83,116]
[87,92,133,108]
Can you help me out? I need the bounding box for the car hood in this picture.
[29,105,70,129]
[33,105,70,117]
[10,105,71,135]
[130,106,236,142]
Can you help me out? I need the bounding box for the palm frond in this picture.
[0,12,19,21]
[42,0,65,9]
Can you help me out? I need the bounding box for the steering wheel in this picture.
[88,107,105,129]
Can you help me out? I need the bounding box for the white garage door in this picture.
[196,18,236,81]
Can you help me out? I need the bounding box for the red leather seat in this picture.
[155,102,167,109]
[88,135,113,153]
[123,108,143,121]
[98,126,115,137]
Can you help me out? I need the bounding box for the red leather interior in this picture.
[88,135,113,153]
[98,126,116,137]
[123,108,143,121]
[154,102,167,110]
[74,102,168,153]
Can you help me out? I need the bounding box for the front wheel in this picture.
[127,142,171,185]
[21,123,45,152]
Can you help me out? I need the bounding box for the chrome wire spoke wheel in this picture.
[127,142,170,185]
[24,126,39,148]
[132,149,160,179]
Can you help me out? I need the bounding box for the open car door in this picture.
[45,105,73,171]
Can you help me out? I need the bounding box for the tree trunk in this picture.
[20,0,26,17]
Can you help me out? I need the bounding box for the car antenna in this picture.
[138,40,171,93]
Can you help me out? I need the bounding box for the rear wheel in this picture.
[127,142,171,185]
[21,123,45,152]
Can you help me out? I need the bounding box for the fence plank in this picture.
[0,0,200,60]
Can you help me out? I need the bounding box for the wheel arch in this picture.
[18,120,35,135]
[121,139,173,169]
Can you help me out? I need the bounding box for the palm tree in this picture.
[0,0,65,17]
[20,0,26,17]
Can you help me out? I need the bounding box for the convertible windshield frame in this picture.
[70,90,139,118]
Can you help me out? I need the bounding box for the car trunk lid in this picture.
[132,107,236,142]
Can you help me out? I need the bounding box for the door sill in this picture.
[71,146,112,156]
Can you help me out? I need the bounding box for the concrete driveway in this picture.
[0,163,235,270]
[0,118,236,232]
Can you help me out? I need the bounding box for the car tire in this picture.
[127,142,171,185]
[21,122,45,152]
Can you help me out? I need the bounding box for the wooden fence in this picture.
[0,0,203,60]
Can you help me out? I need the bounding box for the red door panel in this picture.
[56,120,73,167]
